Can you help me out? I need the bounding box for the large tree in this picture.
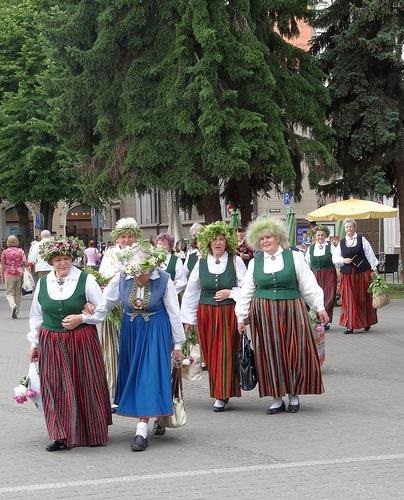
[313,0,404,263]
[53,0,335,223]
[0,0,82,233]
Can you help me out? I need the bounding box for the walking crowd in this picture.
[7,214,380,453]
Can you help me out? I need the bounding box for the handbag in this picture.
[22,268,35,295]
[159,367,186,428]
[236,332,257,391]
[372,293,390,309]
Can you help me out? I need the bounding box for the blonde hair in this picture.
[6,235,19,247]
[343,218,357,229]
[246,217,289,251]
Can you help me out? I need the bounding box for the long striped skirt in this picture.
[197,303,241,400]
[313,267,337,322]
[98,315,120,399]
[340,269,378,329]
[39,325,112,448]
[250,297,324,398]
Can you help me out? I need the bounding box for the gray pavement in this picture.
[1,291,404,499]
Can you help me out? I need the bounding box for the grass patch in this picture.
[387,284,404,299]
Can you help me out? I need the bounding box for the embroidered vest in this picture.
[253,249,301,300]
[309,244,334,271]
[39,272,88,332]
[198,256,237,306]
[340,234,371,274]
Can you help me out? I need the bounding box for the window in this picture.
[135,190,157,225]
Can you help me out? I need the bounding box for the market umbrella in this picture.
[285,207,297,246]
[167,193,184,244]
[307,198,398,221]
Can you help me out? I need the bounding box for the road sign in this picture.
[283,192,292,205]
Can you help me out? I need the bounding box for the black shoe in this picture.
[131,434,148,452]
[12,306,17,319]
[111,405,118,414]
[46,440,66,452]
[266,400,286,415]
[288,402,300,413]
[324,324,330,331]
[152,420,166,436]
[344,328,354,335]
[213,398,229,412]
[364,326,371,332]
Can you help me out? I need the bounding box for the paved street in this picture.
[0,290,403,499]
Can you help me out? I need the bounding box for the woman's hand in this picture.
[184,323,195,333]
[82,302,95,315]
[317,310,329,325]
[62,314,83,330]
[214,289,231,301]
[343,258,352,264]
[172,349,184,368]
[237,321,246,334]
[29,347,39,362]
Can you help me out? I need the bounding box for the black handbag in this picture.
[236,332,257,391]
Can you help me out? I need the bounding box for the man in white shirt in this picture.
[28,229,53,279]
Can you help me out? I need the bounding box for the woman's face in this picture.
[237,229,245,243]
[260,233,280,254]
[344,223,356,237]
[157,239,171,252]
[315,231,327,244]
[52,255,73,277]
[117,233,136,249]
[210,235,227,257]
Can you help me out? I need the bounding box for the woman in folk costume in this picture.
[332,218,378,334]
[103,242,185,452]
[97,218,142,408]
[155,233,187,294]
[183,223,203,277]
[27,237,111,451]
[305,225,337,330]
[181,221,246,412]
[235,217,328,414]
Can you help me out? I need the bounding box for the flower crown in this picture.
[246,216,289,250]
[311,224,330,237]
[197,221,238,256]
[39,236,85,263]
[116,241,168,276]
[110,217,142,241]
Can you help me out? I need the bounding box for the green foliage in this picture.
[313,0,404,199]
[368,273,389,297]
[52,0,334,209]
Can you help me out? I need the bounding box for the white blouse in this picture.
[98,245,132,279]
[181,252,247,325]
[27,266,107,348]
[305,242,336,267]
[332,233,379,270]
[235,248,325,322]
[183,249,201,278]
[160,254,187,294]
[103,270,185,349]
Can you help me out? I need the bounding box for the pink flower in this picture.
[13,395,28,404]
[26,389,37,399]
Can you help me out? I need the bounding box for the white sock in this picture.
[136,422,148,439]
[269,398,284,409]
[289,395,299,406]
[214,399,225,408]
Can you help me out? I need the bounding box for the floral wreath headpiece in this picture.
[39,236,85,263]
[246,216,289,251]
[110,217,142,241]
[312,224,330,237]
[197,221,238,256]
[116,240,168,276]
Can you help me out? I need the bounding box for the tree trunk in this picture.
[40,201,55,232]
[224,176,253,227]
[15,203,30,251]
[199,192,222,223]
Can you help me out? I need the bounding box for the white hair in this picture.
[41,230,51,239]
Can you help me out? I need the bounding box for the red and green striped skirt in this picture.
[39,325,112,448]
[197,303,241,399]
[313,267,337,322]
[250,297,324,398]
[340,269,378,329]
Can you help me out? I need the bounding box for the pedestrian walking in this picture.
[332,218,378,334]
[155,232,187,294]
[235,217,328,414]
[27,230,53,279]
[0,235,27,318]
[181,221,246,412]
[27,236,111,451]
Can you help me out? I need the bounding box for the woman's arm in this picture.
[163,279,185,348]
[234,259,256,322]
[173,258,187,294]
[180,261,201,325]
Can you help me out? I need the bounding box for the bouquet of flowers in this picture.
[13,376,37,404]
[181,329,202,381]
[368,273,390,308]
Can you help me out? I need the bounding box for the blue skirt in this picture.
[114,309,173,418]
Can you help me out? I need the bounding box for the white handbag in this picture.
[22,268,35,294]
[181,343,203,381]
[160,368,186,428]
